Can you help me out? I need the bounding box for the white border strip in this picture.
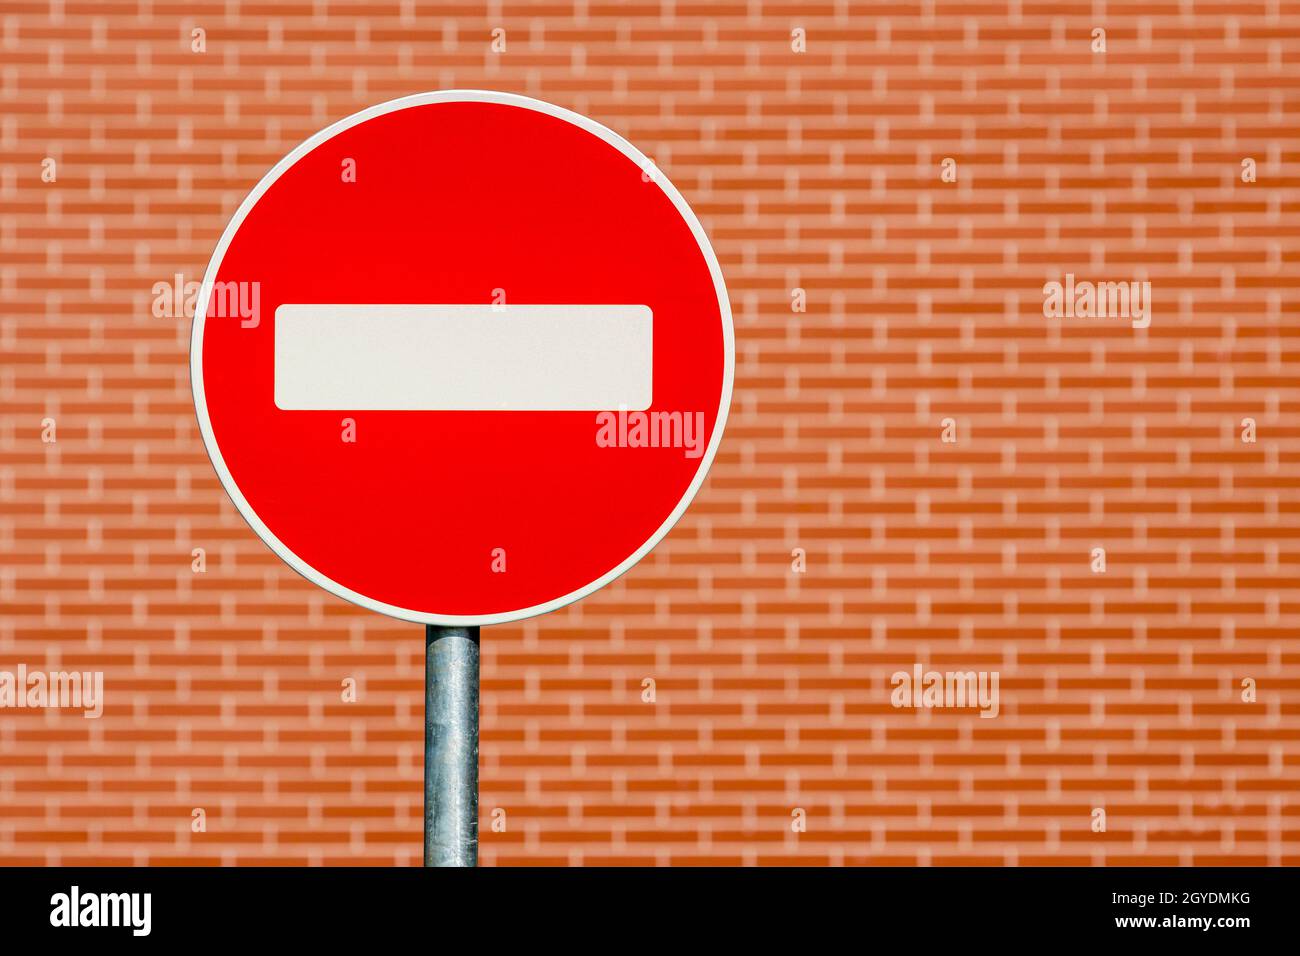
[274,303,654,411]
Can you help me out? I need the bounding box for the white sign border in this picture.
[190,89,735,627]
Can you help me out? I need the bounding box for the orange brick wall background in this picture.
[2,1,1298,866]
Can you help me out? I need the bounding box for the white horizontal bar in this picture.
[274,304,653,411]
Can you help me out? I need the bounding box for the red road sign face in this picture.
[191,91,733,626]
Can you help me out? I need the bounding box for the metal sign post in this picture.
[424,625,480,867]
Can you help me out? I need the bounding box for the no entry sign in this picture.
[190,91,734,626]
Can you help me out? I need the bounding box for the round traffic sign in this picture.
[191,91,733,625]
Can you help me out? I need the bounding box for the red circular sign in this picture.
[191,91,733,625]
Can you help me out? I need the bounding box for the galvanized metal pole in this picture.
[424,625,480,866]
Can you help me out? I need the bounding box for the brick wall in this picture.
[1,1,1298,865]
